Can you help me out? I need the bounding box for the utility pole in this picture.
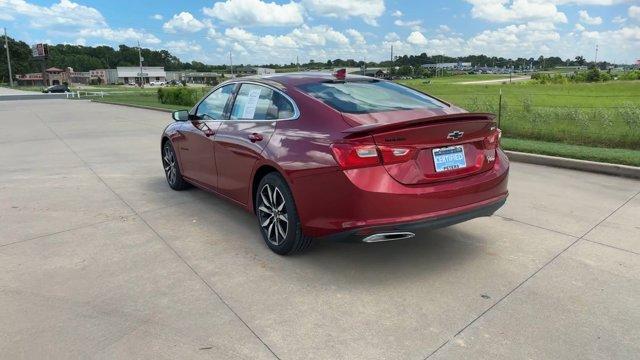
[229,52,233,76]
[4,28,13,87]
[389,45,394,76]
[296,55,299,72]
[594,44,599,66]
[137,41,144,87]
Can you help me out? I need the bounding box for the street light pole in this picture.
[4,28,13,87]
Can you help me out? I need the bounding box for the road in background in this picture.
[1,99,639,359]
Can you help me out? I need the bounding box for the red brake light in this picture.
[330,143,380,169]
[330,143,417,169]
[484,128,502,149]
[378,146,416,165]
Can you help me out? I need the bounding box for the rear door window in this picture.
[297,80,446,114]
[230,83,295,120]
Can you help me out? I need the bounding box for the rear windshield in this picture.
[297,80,446,114]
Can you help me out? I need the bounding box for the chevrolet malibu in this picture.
[161,72,509,255]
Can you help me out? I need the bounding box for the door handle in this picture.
[204,129,215,137]
[248,133,263,142]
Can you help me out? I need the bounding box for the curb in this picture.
[91,99,174,113]
[505,151,640,179]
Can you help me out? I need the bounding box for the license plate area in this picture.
[432,145,467,172]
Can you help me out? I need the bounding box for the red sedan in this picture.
[161,72,509,255]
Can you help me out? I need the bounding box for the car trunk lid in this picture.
[342,110,500,185]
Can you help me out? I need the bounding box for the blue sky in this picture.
[1,0,639,65]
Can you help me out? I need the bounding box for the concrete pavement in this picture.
[1,99,639,359]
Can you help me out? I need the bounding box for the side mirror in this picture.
[172,110,189,122]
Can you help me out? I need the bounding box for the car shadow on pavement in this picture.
[293,227,483,287]
[168,185,484,287]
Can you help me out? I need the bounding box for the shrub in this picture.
[531,72,569,84]
[619,70,640,81]
[157,87,200,107]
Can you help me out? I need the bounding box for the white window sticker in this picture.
[242,89,262,119]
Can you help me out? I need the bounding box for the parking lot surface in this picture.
[1,99,639,360]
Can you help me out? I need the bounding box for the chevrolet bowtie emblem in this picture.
[447,131,464,140]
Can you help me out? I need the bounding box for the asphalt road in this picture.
[1,99,639,360]
[0,86,70,101]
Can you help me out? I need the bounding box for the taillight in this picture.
[378,146,416,165]
[484,128,502,149]
[330,143,380,169]
[330,143,416,169]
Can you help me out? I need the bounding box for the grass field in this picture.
[502,138,640,167]
[398,79,640,150]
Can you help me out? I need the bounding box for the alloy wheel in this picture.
[163,144,177,185]
[258,184,289,246]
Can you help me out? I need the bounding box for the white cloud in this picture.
[630,6,640,21]
[151,14,163,20]
[303,0,385,26]
[289,24,349,46]
[225,27,299,49]
[0,0,165,47]
[394,19,422,28]
[384,32,400,41]
[439,25,451,32]
[406,31,428,45]
[203,0,304,26]
[392,10,402,17]
[612,16,626,24]
[467,22,560,56]
[163,12,206,33]
[465,0,568,24]
[165,40,203,54]
[579,10,602,25]
[78,28,161,45]
[0,0,106,29]
[575,23,586,31]
[346,28,366,45]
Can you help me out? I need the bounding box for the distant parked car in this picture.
[42,84,70,93]
[150,81,166,86]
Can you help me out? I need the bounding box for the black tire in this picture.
[255,172,313,255]
[162,141,190,190]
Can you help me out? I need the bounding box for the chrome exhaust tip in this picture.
[362,232,415,243]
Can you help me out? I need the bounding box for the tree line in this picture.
[1,36,611,84]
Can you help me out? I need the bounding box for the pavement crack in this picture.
[31,110,282,360]
[493,215,579,238]
[582,239,640,256]
[424,190,640,360]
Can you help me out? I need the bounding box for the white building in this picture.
[116,66,166,84]
[254,67,275,75]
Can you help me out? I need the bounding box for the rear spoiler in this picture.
[342,112,496,138]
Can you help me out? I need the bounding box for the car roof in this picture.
[225,72,378,88]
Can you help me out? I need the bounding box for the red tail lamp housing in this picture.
[330,142,416,170]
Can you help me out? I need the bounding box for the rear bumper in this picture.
[291,149,509,238]
[321,196,506,242]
